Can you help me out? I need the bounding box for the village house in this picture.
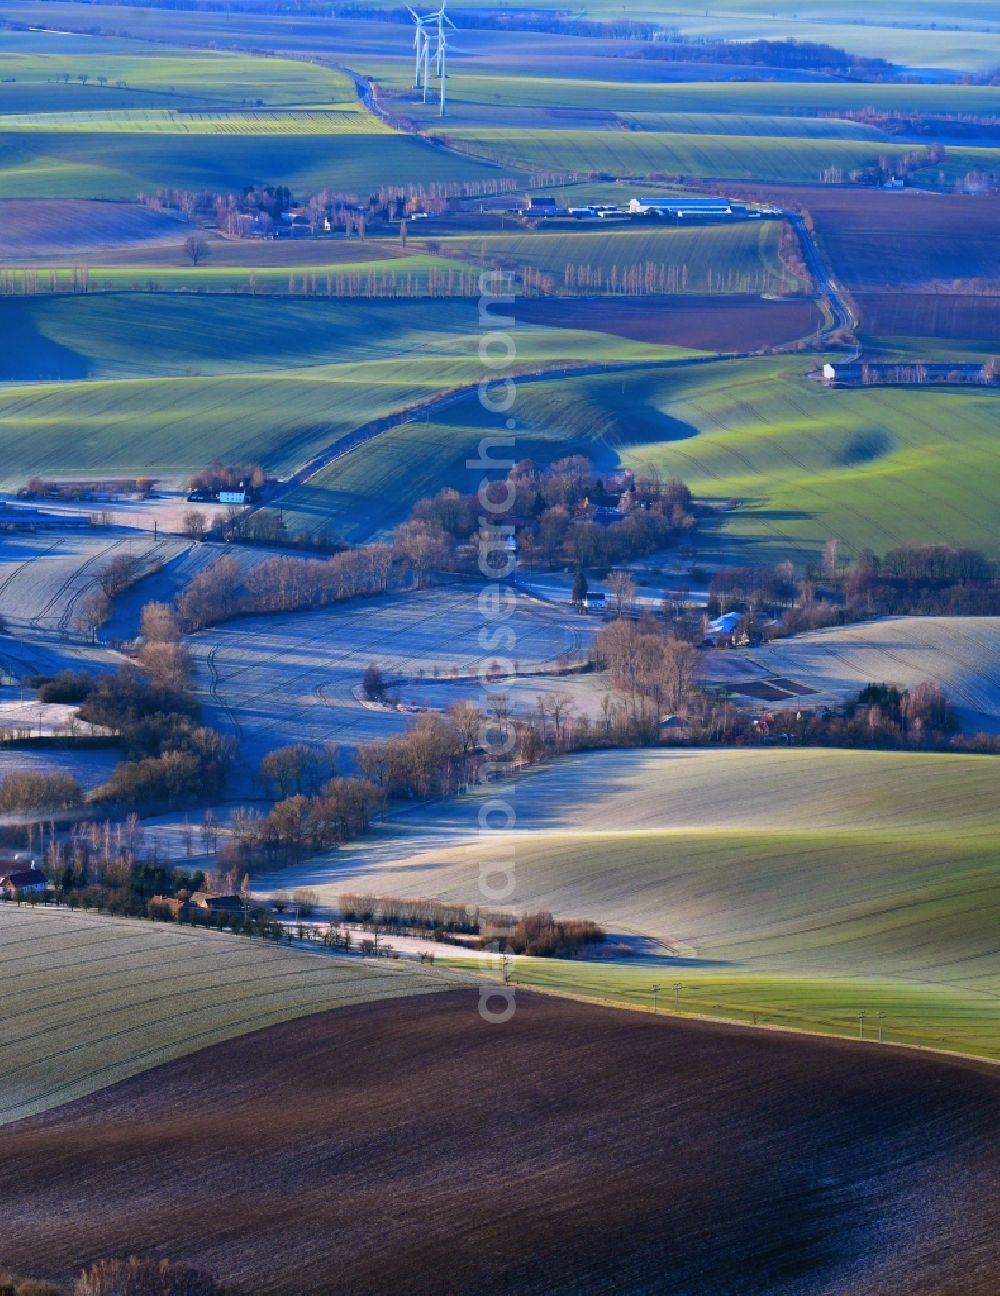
[0,865,48,897]
[190,892,250,914]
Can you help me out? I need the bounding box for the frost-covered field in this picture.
[0,745,118,791]
[0,697,106,737]
[743,617,1000,732]
[409,670,613,723]
[0,530,187,637]
[189,584,592,774]
[0,906,463,1123]
[257,746,1000,1056]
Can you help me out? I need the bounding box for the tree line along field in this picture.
[294,746,1000,1058]
[0,254,487,297]
[3,992,999,1296]
[435,222,802,295]
[0,220,808,300]
[0,906,460,1125]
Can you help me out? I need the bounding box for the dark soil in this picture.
[516,293,821,351]
[3,990,998,1296]
[731,186,1000,290]
[857,291,1000,341]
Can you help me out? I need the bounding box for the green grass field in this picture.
[0,125,508,198]
[434,221,798,294]
[412,74,1000,118]
[0,44,512,196]
[305,746,1000,1058]
[0,905,460,1123]
[0,48,355,113]
[278,351,1000,553]
[0,296,687,485]
[443,125,998,185]
[482,357,1000,564]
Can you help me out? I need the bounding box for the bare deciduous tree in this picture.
[608,569,636,619]
[183,234,210,266]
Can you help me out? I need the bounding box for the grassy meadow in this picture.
[301,747,1000,1059]
[484,357,1000,564]
[443,126,999,186]
[0,296,690,486]
[283,353,1000,559]
[0,905,461,1124]
[0,46,511,196]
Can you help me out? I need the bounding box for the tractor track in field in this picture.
[28,537,131,631]
[0,537,64,605]
[58,536,176,637]
[207,645,244,750]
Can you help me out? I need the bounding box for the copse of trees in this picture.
[594,616,700,734]
[174,524,451,632]
[58,652,232,810]
[411,459,696,569]
[188,460,265,496]
[335,893,605,957]
[257,742,338,798]
[219,775,384,865]
[0,770,83,814]
[497,911,606,958]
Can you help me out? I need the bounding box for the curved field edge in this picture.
[3,993,999,1296]
[0,906,466,1125]
[276,747,1000,1059]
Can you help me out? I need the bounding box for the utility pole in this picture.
[858,1010,866,1041]
[650,984,660,1014]
[877,1012,886,1043]
[672,981,682,1011]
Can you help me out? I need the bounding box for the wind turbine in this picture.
[406,6,432,101]
[433,0,457,116]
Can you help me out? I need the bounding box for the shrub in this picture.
[37,670,95,705]
[73,1256,227,1295]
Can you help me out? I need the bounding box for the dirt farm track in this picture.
[2,991,998,1296]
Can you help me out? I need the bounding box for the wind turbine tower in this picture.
[407,1,458,116]
[434,0,457,116]
[407,6,432,102]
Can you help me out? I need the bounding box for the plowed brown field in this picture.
[517,293,821,351]
[856,291,1000,341]
[3,990,998,1296]
[735,186,1000,290]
